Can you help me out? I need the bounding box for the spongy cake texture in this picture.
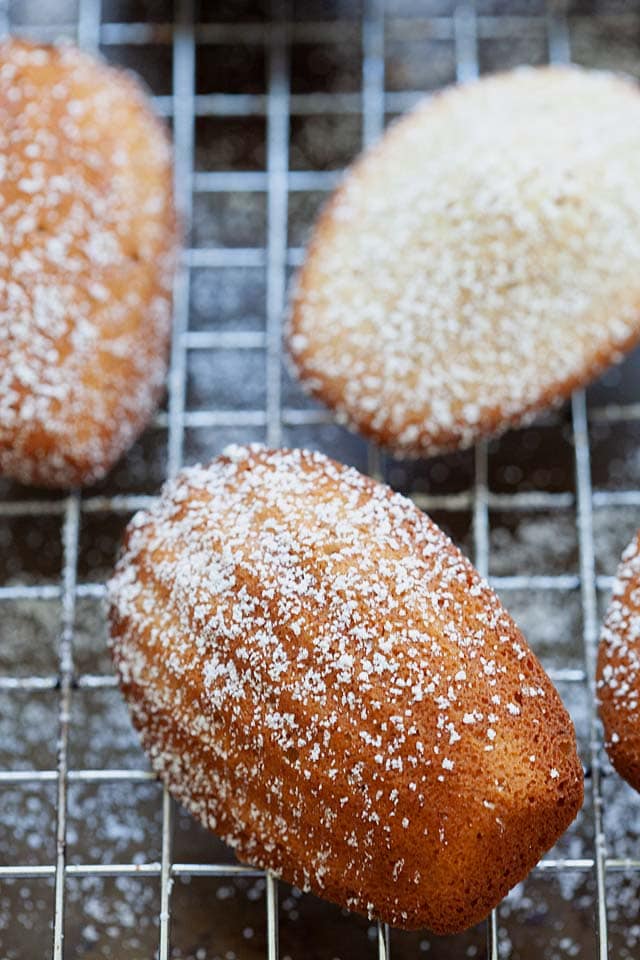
[0,38,177,488]
[108,445,583,933]
[598,530,640,791]
[288,66,640,457]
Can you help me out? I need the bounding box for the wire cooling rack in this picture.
[2,0,640,958]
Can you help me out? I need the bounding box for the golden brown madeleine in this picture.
[288,66,640,457]
[597,530,640,790]
[0,38,178,488]
[108,445,583,934]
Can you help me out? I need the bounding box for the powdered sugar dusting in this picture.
[0,39,177,488]
[108,444,582,932]
[597,530,640,760]
[289,66,640,457]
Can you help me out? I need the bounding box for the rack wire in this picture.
[2,0,640,957]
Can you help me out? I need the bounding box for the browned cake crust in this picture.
[0,38,178,488]
[108,445,583,934]
[287,66,640,458]
[597,530,640,790]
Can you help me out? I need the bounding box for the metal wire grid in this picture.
[1,0,640,957]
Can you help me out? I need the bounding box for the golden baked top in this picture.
[109,444,582,931]
[598,530,640,789]
[289,66,640,456]
[0,38,177,487]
